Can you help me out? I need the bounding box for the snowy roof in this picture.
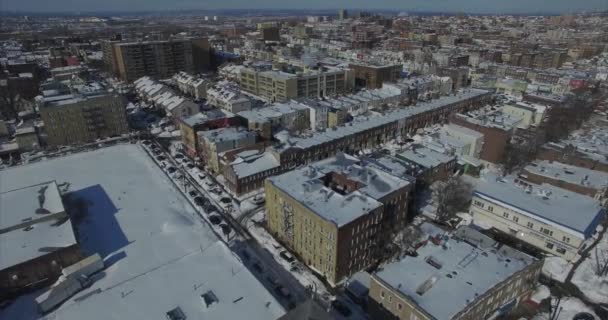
[374,226,537,320]
[230,151,280,178]
[182,110,234,127]
[238,101,309,123]
[0,181,75,271]
[278,89,488,151]
[199,127,256,144]
[268,153,410,227]
[396,145,456,169]
[0,181,65,231]
[472,174,604,238]
[523,161,608,191]
[0,145,285,320]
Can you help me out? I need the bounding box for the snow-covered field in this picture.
[532,297,598,320]
[572,232,608,304]
[0,144,284,320]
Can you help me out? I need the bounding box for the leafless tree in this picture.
[432,176,473,224]
[390,225,423,260]
[594,246,608,277]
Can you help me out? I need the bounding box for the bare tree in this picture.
[432,176,473,224]
[594,246,608,277]
[390,225,423,260]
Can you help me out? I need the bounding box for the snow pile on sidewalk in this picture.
[532,297,597,320]
[542,257,572,283]
[571,233,608,304]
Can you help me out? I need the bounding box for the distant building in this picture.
[338,9,348,20]
[368,226,542,320]
[0,181,81,300]
[237,101,310,139]
[103,38,210,82]
[265,154,412,285]
[349,63,402,89]
[172,71,211,100]
[470,174,604,261]
[38,86,128,147]
[239,66,352,103]
[206,82,252,114]
[260,26,280,42]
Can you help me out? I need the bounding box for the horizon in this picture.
[1,0,607,15]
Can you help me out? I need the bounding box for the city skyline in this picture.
[1,0,607,14]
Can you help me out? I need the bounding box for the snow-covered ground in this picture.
[0,144,285,320]
[572,231,608,304]
[529,285,551,304]
[542,256,573,283]
[532,297,598,320]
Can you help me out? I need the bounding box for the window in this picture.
[398,303,402,311]
[527,222,534,229]
[380,291,385,298]
[503,212,509,218]
[488,206,494,212]
[556,248,566,254]
[513,216,519,223]
[388,296,392,302]
[546,242,554,250]
[562,236,570,243]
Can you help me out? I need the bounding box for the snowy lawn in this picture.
[571,232,608,304]
[532,297,598,320]
[542,257,573,283]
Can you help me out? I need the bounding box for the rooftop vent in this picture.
[166,307,187,320]
[416,276,438,296]
[426,256,443,269]
[201,290,219,309]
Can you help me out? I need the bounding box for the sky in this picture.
[0,0,606,14]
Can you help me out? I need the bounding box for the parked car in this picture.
[189,190,198,197]
[209,215,222,225]
[193,196,205,206]
[331,299,352,317]
[279,251,295,263]
[174,153,184,159]
[220,197,232,204]
[167,167,176,173]
[252,194,265,205]
[219,223,231,236]
[156,155,166,161]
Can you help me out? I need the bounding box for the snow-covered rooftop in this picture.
[472,174,604,238]
[523,160,608,191]
[238,101,309,124]
[0,181,64,231]
[374,226,537,320]
[230,151,280,178]
[268,153,410,226]
[199,126,256,144]
[0,145,284,320]
[396,145,456,169]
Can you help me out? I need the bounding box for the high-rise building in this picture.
[103,38,210,82]
[338,9,348,20]
[38,87,128,146]
[349,63,402,89]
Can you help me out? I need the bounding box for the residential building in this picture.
[14,126,39,151]
[104,38,210,82]
[394,145,458,187]
[520,161,608,203]
[1,181,81,301]
[38,86,128,147]
[223,149,282,195]
[440,124,484,159]
[470,174,604,261]
[260,27,280,42]
[172,71,210,100]
[133,76,199,120]
[369,226,542,320]
[349,63,402,89]
[179,110,238,159]
[198,127,257,173]
[265,154,412,285]
[206,82,252,114]
[240,66,352,103]
[237,101,310,139]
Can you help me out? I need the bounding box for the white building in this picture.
[172,71,210,100]
[206,82,252,114]
[470,174,604,261]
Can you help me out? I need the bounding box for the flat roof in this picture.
[472,174,603,238]
[0,181,64,231]
[0,145,284,320]
[523,161,608,191]
[230,151,280,178]
[199,127,256,144]
[268,153,410,227]
[396,146,456,169]
[375,226,536,320]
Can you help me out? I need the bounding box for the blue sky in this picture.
[1,0,606,13]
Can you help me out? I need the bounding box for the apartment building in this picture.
[239,66,352,103]
[179,110,238,158]
[198,127,257,174]
[470,174,604,261]
[39,89,128,147]
[172,71,210,100]
[104,38,210,82]
[369,226,541,320]
[265,154,412,285]
[394,145,458,187]
[349,63,402,89]
[237,101,310,139]
[223,149,282,195]
[521,160,608,203]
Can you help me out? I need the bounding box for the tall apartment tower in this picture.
[338,9,348,20]
[103,38,210,82]
[39,93,128,146]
